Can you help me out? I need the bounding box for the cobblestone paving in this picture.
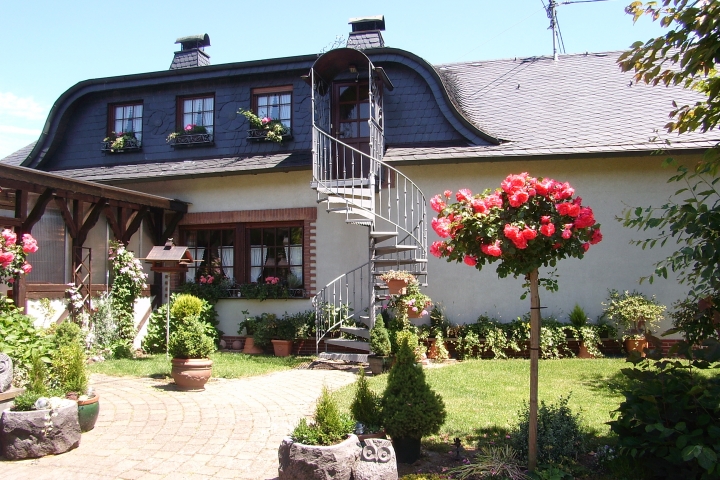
[1,367,357,479]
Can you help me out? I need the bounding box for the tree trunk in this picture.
[528,269,540,472]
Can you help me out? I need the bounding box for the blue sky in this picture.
[0,0,666,159]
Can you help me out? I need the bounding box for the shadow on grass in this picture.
[578,368,635,397]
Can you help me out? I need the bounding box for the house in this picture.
[3,16,717,352]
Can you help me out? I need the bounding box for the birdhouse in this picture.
[144,239,194,273]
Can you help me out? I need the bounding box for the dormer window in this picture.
[103,102,143,152]
[180,95,214,134]
[253,86,292,130]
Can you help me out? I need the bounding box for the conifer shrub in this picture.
[291,386,355,446]
[350,368,382,430]
[381,335,446,440]
[168,316,215,359]
[142,293,220,354]
[369,315,391,356]
[52,342,88,394]
[52,321,84,348]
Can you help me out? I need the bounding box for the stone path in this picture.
[1,367,357,479]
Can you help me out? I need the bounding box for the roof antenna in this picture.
[542,0,610,61]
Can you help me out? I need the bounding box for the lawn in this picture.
[88,352,313,379]
[331,358,630,445]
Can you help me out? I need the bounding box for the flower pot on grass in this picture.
[243,336,263,354]
[272,339,293,357]
[624,338,648,357]
[577,342,594,359]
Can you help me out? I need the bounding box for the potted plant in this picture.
[388,282,432,319]
[602,290,666,357]
[368,316,392,375]
[278,386,357,479]
[168,316,215,390]
[381,333,446,463]
[238,109,291,143]
[101,131,140,152]
[166,124,212,146]
[239,313,263,354]
[271,315,298,357]
[567,304,602,358]
[379,270,417,295]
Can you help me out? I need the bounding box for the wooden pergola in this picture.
[0,163,188,308]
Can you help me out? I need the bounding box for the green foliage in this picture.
[142,293,220,354]
[243,311,313,346]
[350,368,382,429]
[291,386,354,446]
[237,108,289,143]
[369,315,392,356]
[52,321,83,349]
[474,315,517,359]
[170,294,206,324]
[570,325,604,358]
[509,317,571,359]
[52,342,88,394]
[0,296,51,376]
[669,297,720,346]
[387,282,432,325]
[237,281,289,300]
[457,330,481,360]
[381,335,446,440]
[608,356,720,479]
[399,475,447,480]
[177,277,231,304]
[109,241,147,342]
[451,445,529,480]
[510,395,588,464]
[168,316,215,359]
[112,342,135,359]
[568,304,588,328]
[28,354,48,395]
[602,290,666,339]
[432,331,450,361]
[12,390,45,412]
[89,292,118,353]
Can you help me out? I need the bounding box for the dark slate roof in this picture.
[52,152,311,183]
[384,51,718,163]
[170,49,211,70]
[1,142,36,166]
[347,31,385,50]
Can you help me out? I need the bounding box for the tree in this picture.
[618,1,720,345]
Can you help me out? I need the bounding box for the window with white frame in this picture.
[253,86,292,130]
[110,103,143,142]
[180,96,214,134]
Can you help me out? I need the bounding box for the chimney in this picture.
[170,34,211,70]
[346,16,385,50]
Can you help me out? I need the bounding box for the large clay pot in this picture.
[171,358,213,390]
[243,336,264,354]
[386,279,409,295]
[392,436,422,464]
[624,338,648,357]
[77,394,100,432]
[368,355,391,375]
[577,342,594,359]
[272,339,293,357]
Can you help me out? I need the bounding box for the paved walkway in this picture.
[1,367,358,479]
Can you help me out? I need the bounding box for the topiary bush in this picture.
[52,341,88,394]
[510,394,588,464]
[52,321,84,349]
[381,334,446,441]
[89,292,119,355]
[291,386,355,446]
[370,315,391,356]
[350,368,382,430]
[168,316,215,359]
[142,293,220,354]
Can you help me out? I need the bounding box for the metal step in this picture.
[318,352,369,362]
[347,219,373,226]
[339,326,370,339]
[324,338,371,352]
[327,207,375,219]
[322,196,373,210]
[313,179,372,190]
[373,258,428,267]
[373,245,417,256]
[370,231,399,244]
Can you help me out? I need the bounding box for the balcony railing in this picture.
[168,133,214,147]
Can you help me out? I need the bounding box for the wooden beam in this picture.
[54,197,78,239]
[162,211,185,243]
[104,205,124,241]
[76,199,107,246]
[14,189,28,224]
[122,207,149,244]
[22,188,54,234]
[0,216,22,227]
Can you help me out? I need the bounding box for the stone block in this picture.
[278,434,360,480]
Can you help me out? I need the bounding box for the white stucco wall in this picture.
[125,153,697,334]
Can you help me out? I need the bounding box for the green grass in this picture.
[331,358,630,445]
[88,352,313,379]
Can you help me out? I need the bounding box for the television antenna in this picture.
[543,0,611,60]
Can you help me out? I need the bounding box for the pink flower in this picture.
[185,124,195,131]
[574,207,596,229]
[420,310,428,317]
[481,240,502,257]
[0,251,14,268]
[484,193,503,209]
[508,191,529,207]
[2,229,17,246]
[456,188,473,203]
[562,229,572,240]
[430,241,444,258]
[539,223,556,237]
[522,228,537,240]
[501,173,528,194]
[21,263,32,274]
[430,195,446,213]
[207,275,214,284]
[553,182,575,200]
[534,178,555,196]
[261,117,272,125]
[590,229,603,245]
[443,190,452,198]
[582,243,590,252]
[199,276,207,284]
[556,202,580,217]
[541,216,551,224]
[22,234,38,253]
[463,255,477,266]
[471,198,488,214]
[432,217,452,238]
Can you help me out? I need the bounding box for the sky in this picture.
[0,0,667,159]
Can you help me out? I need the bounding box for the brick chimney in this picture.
[170,34,211,70]
[346,16,385,50]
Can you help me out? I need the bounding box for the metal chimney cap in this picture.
[348,16,385,32]
[175,34,211,50]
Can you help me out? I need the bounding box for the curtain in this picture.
[220,247,233,279]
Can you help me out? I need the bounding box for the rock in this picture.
[0,353,12,393]
[278,434,361,480]
[232,340,241,350]
[353,438,398,480]
[219,339,227,349]
[1,399,81,460]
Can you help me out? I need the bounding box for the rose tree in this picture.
[0,229,39,285]
[429,172,602,470]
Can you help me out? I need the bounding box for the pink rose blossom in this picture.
[430,195,446,213]
[463,255,477,266]
[199,276,207,284]
[501,173,528,194]
[471,198,488,214]
[508,191,529,207]
[481,240,502,257]
[430,241,444,258]
[456,188,473,203]
[522,228,537,240]
[541,216,551,224]
[590,229,603,245]
[21,263,32,274]
[539,223,556,237]
[2,229,17,246]
[432,217,452,238]
[484,193,503,209]
[185,124,194,131]
[0,251,14,268]
[574,207,596,229]
[22,234,38,254]
[562,229,572,240]
[443,190,452,198]
[582,243,590,252]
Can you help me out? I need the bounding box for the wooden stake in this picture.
[528,269,540,471]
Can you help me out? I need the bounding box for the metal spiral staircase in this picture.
[308,49,428,355]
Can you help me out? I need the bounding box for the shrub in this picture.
[28,354,48,395]
[381,334,446,440]
[89,292,118,353]
[370,315,391,356]
[0,296,51,377]
[252,313,277,348]
[142,293,220,354]
[291,386,355,446]
[432,331,450,361]
[568,304,588,328]
[510,395,588,464]
[170,294,205,325]
[109,241,147,342]
[602,289,666,339]
[53,321,84,349]
[177,276,231,304]
[168,316,215,359]
[350,368,382,429]
[608,357,720,479]
[52,342,88,394]
[450,445,529,480]
[12,391,45,412]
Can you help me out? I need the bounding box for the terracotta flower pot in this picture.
[407,306,422,319]
[77,394,100,432]
[171,358,213,390]
[272,339,293,357]
[624,338,648,357]
[577,342,594,359]
[386,279,409,295]
[243,336,263,354]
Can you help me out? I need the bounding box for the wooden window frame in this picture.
[176,94,215,132]
[251,85,293,131]
[107,101,143,137]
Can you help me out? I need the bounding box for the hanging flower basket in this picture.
[387,279,410,295]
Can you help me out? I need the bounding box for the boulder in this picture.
[278,434,360,480]
[0,353,12,393]
[353,438,398,480]
[1,399,81,460]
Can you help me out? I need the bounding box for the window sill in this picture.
[246,129,293,143]
[168,133,214,147]
[101,141,141,153]
[224,288,306,300]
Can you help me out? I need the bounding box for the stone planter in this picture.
[243,336,263,354]
[171,358,213,390]
[77,394,100,432]
[272,339,293,357]
[367,355,391,375]
[1,399,81,460]
[278,434,360,480]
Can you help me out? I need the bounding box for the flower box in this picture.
[168,133,214,147]
[386,279,409,295]
[246,128,292,143]
[101,138,141,153]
